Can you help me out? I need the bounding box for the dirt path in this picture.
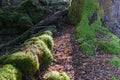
[44,25,120,80]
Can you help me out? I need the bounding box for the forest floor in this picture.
[43,25,120,80]
[1,4,120,80]
[1,21,120,80]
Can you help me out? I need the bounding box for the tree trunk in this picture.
[68,0,120,56]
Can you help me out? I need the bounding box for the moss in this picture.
[39,34,54,51]
[43,30,53,36]
[110,56,120,67]
[44,71,60,80]
[19,14,33,26]
[60,72,70,80]
[111,76,119,80]
[0,10,32,30]
[24,35,54,68]
[68,0,82,25]
[44,71,70,80]
[69,0,120,56]
[0,51,39,75]
[0,64,22,80]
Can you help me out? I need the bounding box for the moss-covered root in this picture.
[0,51,39,75]
[44,71,70,80]
[24,36,54,68]
[39,34,54,51]
[0,64,22,80]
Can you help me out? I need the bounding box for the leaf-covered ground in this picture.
[42,25,120,80]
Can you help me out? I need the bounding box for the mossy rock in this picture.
[0,51,39,75]
[44,71,70,80]
[0,64,22,80]
[43,30,53,36]
[39,34,54,51]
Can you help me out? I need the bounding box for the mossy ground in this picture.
[111,76,119,80]
[110,56,120,67]
[69,0,120,57]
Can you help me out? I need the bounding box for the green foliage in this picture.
[0,65,22,80]
[44,71,70,80]
[110,56,120,67]
[69,0,120,56]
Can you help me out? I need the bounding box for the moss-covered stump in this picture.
[44,71,70,80]
[0,33,54,79]
[69,0,120,56]
[0,64,22,80]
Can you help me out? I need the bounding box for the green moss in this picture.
[111,76,119,80]
[110,56,120,67]
[39,34,54,51]
[0,10,32,30]
[24,35,54,68]
[43,30,53,36]
[68,0,82,24]
[60,72,70,80]
[44,71,61,80]
[0,64,22,80]
[44,71,70,80]
[19,14,33,26]
[0,51,39,75]
[69,0,120,56]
